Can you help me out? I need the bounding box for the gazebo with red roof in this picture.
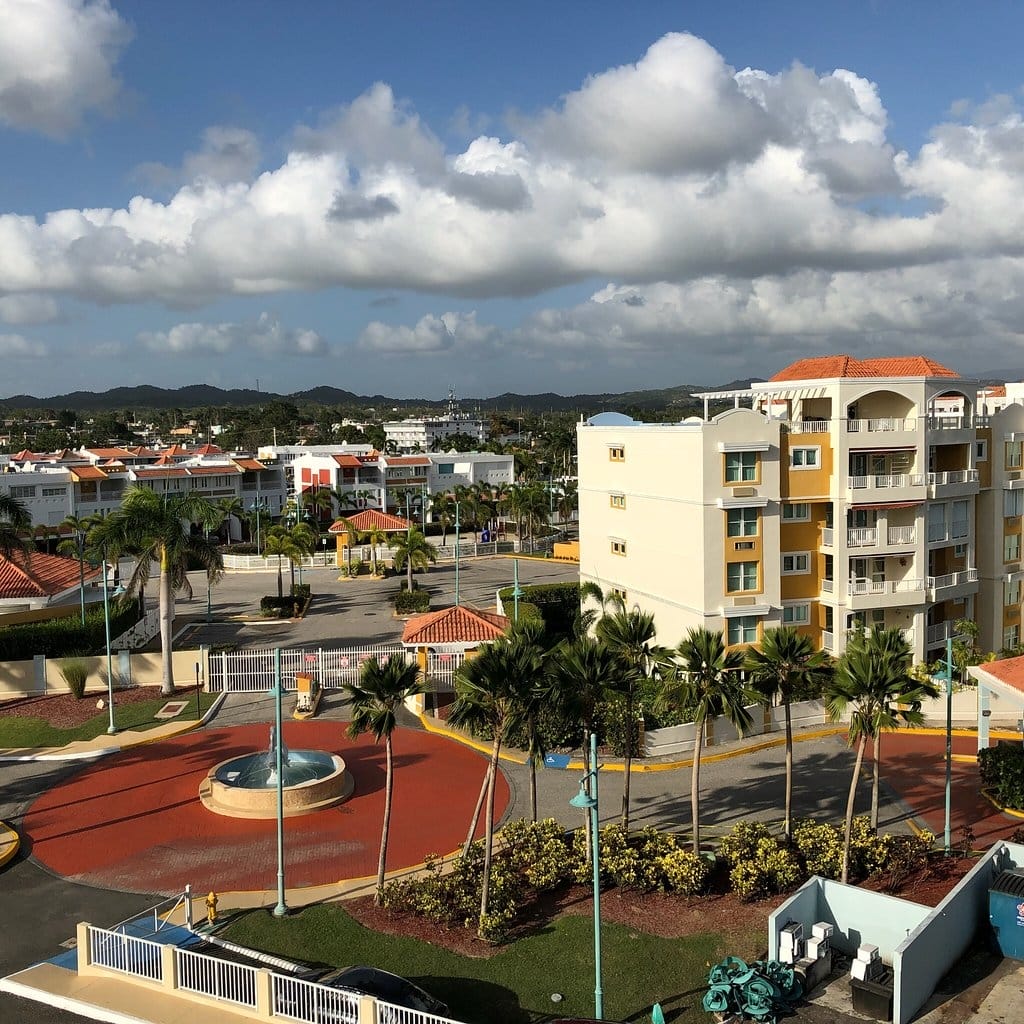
[327,509,413,568]
[969,658,1024,750]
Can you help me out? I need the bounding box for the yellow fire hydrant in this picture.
[205,891,219,926]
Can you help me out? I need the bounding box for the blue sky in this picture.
[3,1,1024,400]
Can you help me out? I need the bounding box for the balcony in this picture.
[820,527,834,548]
[927,470,979,499]
[821,578,835,595]
[847,577,927,609]
[926,569,979,601]
[784,420,831,435]
[848,473,926,504]
[846,417,917,433]
[821,630,835,652]
[926,620,968,646]
[926,415,976,443]
[847,527,878,548]
[888,525,916,545]
[842,524,918,551]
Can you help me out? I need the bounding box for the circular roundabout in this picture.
[23,722,509,896]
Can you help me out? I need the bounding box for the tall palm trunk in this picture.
[158,549,175,695]
[691,719,705,855]
[479,734,501,932]
[842,736,867,884]
[463,772,488,856]
[784,699,794,840]
[375,735,394,904]
[529,755,538,823]
[276,556,284,598]
[871,732,881,830]
[622,686,634,831]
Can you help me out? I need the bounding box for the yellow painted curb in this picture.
[980,787,1024,820]
[0,820,20,869]
[951,754,978,764]
[901,727,1020,740]
[417,714,528,764]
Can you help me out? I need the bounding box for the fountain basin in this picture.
[199,750,353,819]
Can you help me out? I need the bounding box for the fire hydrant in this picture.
[205,891,219,926]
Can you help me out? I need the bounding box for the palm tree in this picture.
[430,493,455,544]
[57,512,101,622]
[745,626,832,839]
[390,527,438,592]
[597,607,670,830]
[89,487,223,695]
[301,486,333,527]
[0,492,31,560]
[215,497,244,546]
[263,525,303,598]
[364,524,389,576]
[664,627,754,854]
[450,632,540,935]
[577,580,625,637]
[345,655,424,903]
[827,627,937,881]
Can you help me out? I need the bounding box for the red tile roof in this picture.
[0,550,101,600]
[186,464,240,476]
[231,458,267,471]
[332,454,363,468]
[977,657,1024,695]
[770,355,959,382]
[192,444,223,455]
[69,465,108,481]
[402,606,510,645]
[329,509,412,533]
[980,385,1007,397]
[384,456,430,466]
[84,447,137,459]
[10,449,42,461]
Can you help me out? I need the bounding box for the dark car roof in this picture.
[324,965,447,1013]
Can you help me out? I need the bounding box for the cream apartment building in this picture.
[578,355,1023,663]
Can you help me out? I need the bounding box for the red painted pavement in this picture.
[880,732,1023,844]
[23,723,509,896]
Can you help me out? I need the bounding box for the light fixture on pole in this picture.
[512,559,522,623]
[569,731,603,1020]
[205,527,213,624]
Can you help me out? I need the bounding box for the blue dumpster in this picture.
[989,869,1024,959]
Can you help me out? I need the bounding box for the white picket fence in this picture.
[206,644,466,693]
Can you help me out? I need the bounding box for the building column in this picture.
[978,683,991,751]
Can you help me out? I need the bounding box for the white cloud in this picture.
[357,311,499,355]
[137,126,262,189]
[0,332,48,357]
[0,293,59,324]
[139,313,327,356]
[0,0,131,137]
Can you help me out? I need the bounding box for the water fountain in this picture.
[199,726,353,819]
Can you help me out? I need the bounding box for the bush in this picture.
[791,819,844,879]
[598,698,643,758]
[260,595,295,617]
[59,658,90,699]
[0,603,138,660]
[395,588,430,614]
[226,542,260,554]
[729,838,803,902]
[500,818,571,891]
[290,583,311,602]
[979,744,1024,810]
[719,822,775,866]
[505,601,543,629]
[660,847,711,895]
[498,581,579,641]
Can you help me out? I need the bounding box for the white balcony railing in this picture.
[847,527,879,547]
[846,417,917,433]
[849,473,926,490]
[820,527,834,547]
[927,620,968,645]
[821,630,835,651]
[888,526,916,544]
[927,569,979,592]
[848,578,924,596]
[927,470,979,486]
[785,420,831,434]
[821,578,834,594]
[926,416,973,430]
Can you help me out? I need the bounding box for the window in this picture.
[8,485,35,498]
[1004,625,1020,651]
[1005,581,1020,607]
[782,603,810,624]
[954,543,967,557]
[1006,533,1020,563]
[790,446,820,469]
[41,487,65,497]
[610,538,627,556]
[1005,490,1024,518]
[727,561,758,592]
[437,463,454,475]
[727,616,758,645]
[610,493,626,509]
[1007,441,1023,469]
[976,440,988,462]
[610,587,627,602]
[727,507,758,537]
[781,503,810,521]
[782,552,811,574]
[725,451,757,482]
[609,446,625,462]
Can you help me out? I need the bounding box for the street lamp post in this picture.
[454,500,461,607]
[943,635,954,855]
[569,731,603,1019]
[76,528,87,627]
[101,549,117,735]
[205,528,212,623]
[272,646,288,917]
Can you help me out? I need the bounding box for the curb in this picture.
[979,787,1024,821]
[0,820,19,868]
[0,974,151,1024]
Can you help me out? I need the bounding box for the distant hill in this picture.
[0,378,765,414]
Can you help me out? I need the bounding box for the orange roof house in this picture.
[0,550,101,610]
[770,355,958,383]
[328,509,412,534]
[402,605,509,648]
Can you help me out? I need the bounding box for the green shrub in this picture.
[505,601,543,629]
[59,658,90,699]
[260,596,295,616]
[729,838,803,902]
[498,581,579,641]
[719,821,775,866]
[979,744,1024,809]
[0,603,138,660]
[791,819,844,879]
[395,588,430,614]
[659,847,711,895]
[598,699,643,758]
[500,818,571,891]
[290,583,311,601]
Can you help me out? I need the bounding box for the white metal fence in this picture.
[426,651,466,691]
[272,974,360,1023]
[87,926,163,982]
[377,1001,455,1024]
[176,945,258,1008]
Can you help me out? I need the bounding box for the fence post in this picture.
[319,647,326,687]
[358,994,379,1024]
[76,922,93,973]
[254,968,273,1020]
[161,944,177,992]
[184,884,193,929]
[33,654,47,695]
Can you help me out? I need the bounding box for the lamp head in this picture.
[569,784,597,811]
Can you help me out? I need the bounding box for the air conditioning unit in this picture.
[733,487,757,497]
[733,596,757,606]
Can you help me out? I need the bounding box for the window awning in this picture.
[848,445,918,452]
[849,501,923,510]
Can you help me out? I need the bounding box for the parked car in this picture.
[320,965,449,1016]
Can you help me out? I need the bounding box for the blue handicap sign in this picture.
[544,753,571,769]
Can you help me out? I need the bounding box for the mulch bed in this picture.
[0,687,176,729]
[861,852,980,906]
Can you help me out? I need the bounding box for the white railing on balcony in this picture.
[927,470,979,486]
[849,473,925,490]
[846,417,917,433]
[848,578,924,596]
[927,569,979,592]
[887,526,916,544]
[176,947,258,1008]
[785,420,830,434]
[821,630,834,651]
[927,620,968,645]
[927,415,972,430]
[820,527,834,546]
[272,974,360,1024]
[821,578,834,594]
[87,927,163,982]
[847,527,879,547]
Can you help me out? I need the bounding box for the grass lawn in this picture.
[0,690,216,747]
[224,903,752,1023]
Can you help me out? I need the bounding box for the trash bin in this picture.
[850,966,894,1021]
[989,869,1024,959]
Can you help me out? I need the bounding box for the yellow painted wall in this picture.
[780,433,833,500]
[978,427,993,488]
[0,603,80,627]
[553,541,580,560]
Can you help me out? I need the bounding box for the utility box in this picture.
[850,966,894,1021]
[989,869,1024,960]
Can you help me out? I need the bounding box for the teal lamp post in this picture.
[454,500,461,606]
[569,731,603,1019]
[100,548,124,735]
[941,635,954,854]
[272,646,288,917]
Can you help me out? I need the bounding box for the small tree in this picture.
[364,525,389,576]
[390,528,438,592]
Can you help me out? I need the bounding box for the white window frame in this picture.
[727,561,759,592]
[1005,490,1024,518]
[782,602,811,625]
[789,446,821,470]
[1005,581,1020,607]
[1006,533,1021,563]
[725,451,757,483]
[727,615,759,645]
[781,552,812,575]
[781,503,811,522]
[976,439,988,462]
[1004,625,1020,650]
[727,507,758,537]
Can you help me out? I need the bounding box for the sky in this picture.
[4,1,1024,401]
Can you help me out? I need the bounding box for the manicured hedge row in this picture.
[0,604,140,660]
[395,588,431,613]
[498,581,579,639]
[979,744,1024,809]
